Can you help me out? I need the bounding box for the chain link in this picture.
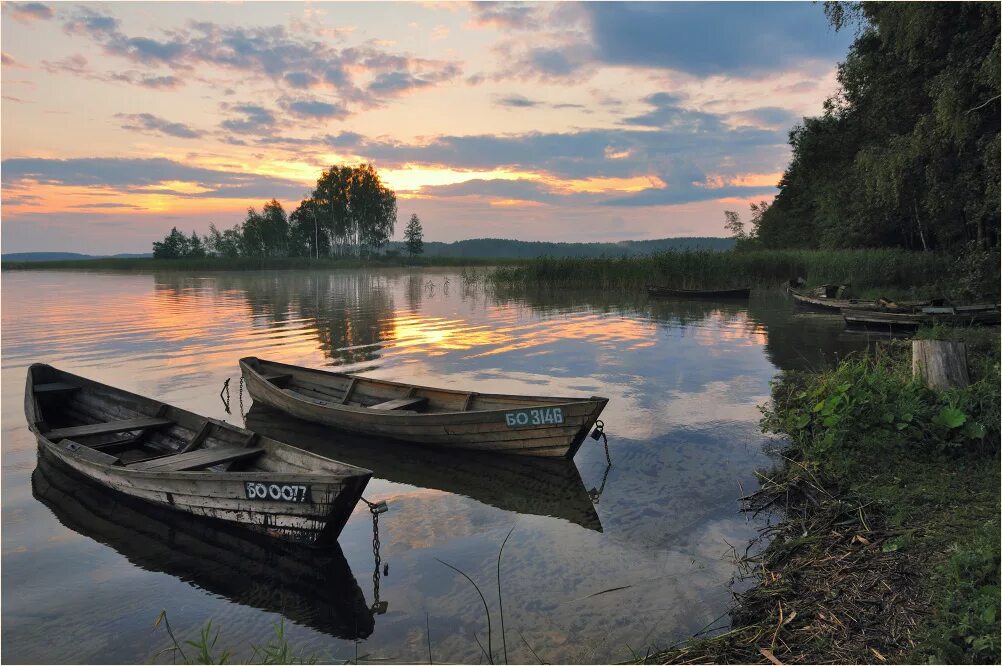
[238,375,245,418]
[371,509,381,610]
[360,497,388,614]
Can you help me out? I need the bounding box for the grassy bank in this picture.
[651,327,1000,664]
[1,255,516,272]
[486,249,962,298]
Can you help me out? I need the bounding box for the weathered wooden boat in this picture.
[842,305,1001,330]
[789,289,934,312]
[25,363,371,546]
[240,357,609,458]
[646,286,751,299]
[32,449,377,638]
[245,405,604,531]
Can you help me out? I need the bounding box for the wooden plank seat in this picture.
[368,397,427,411]
[261,373,292,383]
[282,388,335,407]
[59,439,122,466]
[46,417,173,440]
[127,446,264,472]
[34,382,80,394]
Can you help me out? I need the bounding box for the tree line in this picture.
[745,2,999,252]
[153,163,425,259]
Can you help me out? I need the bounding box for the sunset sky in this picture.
[1,1,853,253]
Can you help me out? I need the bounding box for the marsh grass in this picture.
[486,249,953,297]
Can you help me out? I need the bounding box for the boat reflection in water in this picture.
[32,448,377,640]
[244,405,604,532]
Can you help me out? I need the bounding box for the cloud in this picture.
[582,2,852,77]
[63,6,119,35]
[1,157,309,200]
[322,131,364,148]
[367,65,461,95]
[283,71,319,89]
[468,2,541,30]
[220,104,276,134]
[623,93,724,131]
[496,94,541,108]
[420,178,564,204]
[43,54,183,89]
[59,8,462,108]
[2,52,24,67]
[5,2,53,22]
[600,184,775,207]
[69,202,147,210]
[281,98,349,120]
[726,106,800,130]
[117,113,204,138]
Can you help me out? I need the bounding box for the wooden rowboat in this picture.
[32,450,377,638]
[240,357,609,458]
[842,306,1001,330]
[789,289,935,312]
[25,363,372,546]
[245,404,604,531]
[647,286,750,299]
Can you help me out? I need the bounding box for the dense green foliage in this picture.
[756,2,1000,252]
[391,236,734,258]
[152,227,207,259]
[151,164,397,260]
[488,248,950,294]
[763,336,999,467]
[290,163,396,258]
[760,329,1000,663]
[404,214,424,256]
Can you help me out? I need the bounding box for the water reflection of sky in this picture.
[1,269,862,664]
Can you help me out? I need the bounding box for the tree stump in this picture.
[912,340,970,391]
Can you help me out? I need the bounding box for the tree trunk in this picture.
[912,340,970,391]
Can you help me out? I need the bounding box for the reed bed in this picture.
[486,249,952,295]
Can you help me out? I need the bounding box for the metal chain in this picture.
[371,509,382,610]
[360,497,389,614]
[587,420,611,503]
[238,376,245,418]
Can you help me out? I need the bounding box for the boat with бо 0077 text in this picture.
[240,357,609,458]
[25,363,372,546]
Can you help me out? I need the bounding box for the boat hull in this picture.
[647,287,750,299]
[26,364,371,546]
[842,308,1001,330]
[32,449,377,638]
[241,358,608,458]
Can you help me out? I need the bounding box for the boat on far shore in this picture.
[789,288,935,312]
[646,286,751,299]
[842,305,1001,330]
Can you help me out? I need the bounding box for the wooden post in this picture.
[912,340,970,391]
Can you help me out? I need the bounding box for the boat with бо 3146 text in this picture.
[25,363,371,546]
[240,357,609,458]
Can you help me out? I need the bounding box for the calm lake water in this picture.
[1,268,865,664]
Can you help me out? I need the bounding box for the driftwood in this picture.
[912,340,970,391]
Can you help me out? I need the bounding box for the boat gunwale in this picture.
[241,356,610,417]
[25,363,373,482]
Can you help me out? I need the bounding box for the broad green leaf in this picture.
[933,407,967,429]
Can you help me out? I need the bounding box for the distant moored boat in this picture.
[646,286,751,299]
